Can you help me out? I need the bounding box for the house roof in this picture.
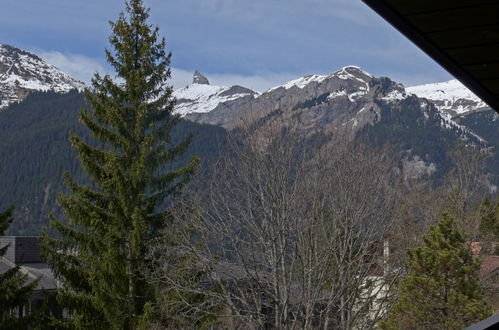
[362,0,499,113]
[0,258,58,292]
[0,236,58,295]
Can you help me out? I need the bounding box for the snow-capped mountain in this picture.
[406,79,490,117]
[182,66,409,131]
[267,65,373,93]
[176,67,489,146]
[176,67,494,180]
[0,44,84,109]
[173,71,258,116]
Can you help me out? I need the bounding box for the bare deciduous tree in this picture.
[443,144,491,237]
[144,123,402,329]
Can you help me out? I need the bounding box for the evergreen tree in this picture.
[380,214,492,330]
[41,0,199,328]
[0,207,38,329]
[479,197,499,252]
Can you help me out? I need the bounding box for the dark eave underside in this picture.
[362,0,499,113]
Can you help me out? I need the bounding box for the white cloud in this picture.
[36,51,296,92]
[37,50,312,93]
[39,51,106,85]
[170,68,195,90]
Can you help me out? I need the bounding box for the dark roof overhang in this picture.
[362,0,499,113]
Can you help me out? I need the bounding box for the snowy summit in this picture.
[0,44,84,109]
[407,79,489,116]
[173,71,257,115]
[267,66,373,93]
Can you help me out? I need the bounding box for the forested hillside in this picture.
[1,90,497,235]
[358,95,486,183]
[456,109,499,184]
[0,91,228,235]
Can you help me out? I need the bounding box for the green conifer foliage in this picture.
[380,214,492,330]
[479,198,499,250]
[0,207,38,329]
[41,1,199,328]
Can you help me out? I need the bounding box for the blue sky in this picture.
[0,0,453,91]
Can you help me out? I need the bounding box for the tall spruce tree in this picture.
[0,207,38,329]
[479,198,499,249]
[380,213,492,330]
[41,0,198,328]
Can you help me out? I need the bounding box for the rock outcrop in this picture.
[192,70,210,85]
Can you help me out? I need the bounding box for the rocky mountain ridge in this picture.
[0,44,84,109]
[174,68,497,184]
[177,68,485,143]
[180,66,386,130]
[0,43,489,133]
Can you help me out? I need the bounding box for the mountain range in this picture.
[0,44,497,235]
[176,66,493,135]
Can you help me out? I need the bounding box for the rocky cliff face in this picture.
[0,44,84,109]
[192,70,210,85]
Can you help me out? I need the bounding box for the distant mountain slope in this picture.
[406,80,497,183]
[0,91,228,235]
[175,68,497,183]
[0,45,497,233]
[0,44,84,109]
[406,79,490,117]
[179,67,488,143]
[184,66,381,129]
[173,70,258,116]
[454,109,499,185]
[177,68,483,138]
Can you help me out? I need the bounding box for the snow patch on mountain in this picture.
[174,84,250,115]
[266,66,373,93]
[173,71,257,115]
[326,89,367,103]
[328,89,347,99]
[382,90,407,102]
[0,44,84,109]
[335,65,373,81]
[267,74,328,92]
[406,79,488,115]
[348,90,368,102]
[407,79,479,102]
[438,111,486,143]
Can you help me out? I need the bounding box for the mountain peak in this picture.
[334,66,373,80]
[0,44,43,62]
[266,65,374,94]
[193,70,209,85]
[0,44,84,109]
